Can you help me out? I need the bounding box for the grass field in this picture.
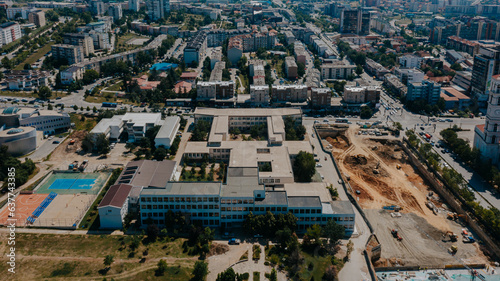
[105,81,124,91]
[0,90,69,99]
[115,33,150,53]
[0,233,196,280]
[14,42,54,70]
[70,113,97,131]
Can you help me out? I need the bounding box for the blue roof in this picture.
[7,128,24,134]
[2,107,20,114]
[150,63,178,71]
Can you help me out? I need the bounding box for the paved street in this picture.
[304,123,371,281]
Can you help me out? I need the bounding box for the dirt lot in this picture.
[46,130,134,172]
[367,210,487,267]
[323,126,489,267]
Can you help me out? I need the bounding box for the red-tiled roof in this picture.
[98,184,132,208]
[476,124,485,133]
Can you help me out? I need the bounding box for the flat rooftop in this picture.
[194,107,302,117]
[141,181,222,196]
[288,196,322,208]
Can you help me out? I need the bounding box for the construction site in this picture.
[319,125,490,268]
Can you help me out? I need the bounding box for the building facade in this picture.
[407,80,442,104]
[51,44,84,65]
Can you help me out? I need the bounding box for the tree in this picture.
[293,151,316,182]
[360,106,373,119]
[47,103,53,110]
[450,63,462,71]
[103,255,114,268]
[1,57,12,69]
[38,86,52,100]
[355,64,363,76]
[93,106,97,113]
[323,265,338,281]
[153,146,167,161]
[305,224,322,247]
[156,259,167,276]
[192,261,209,281]
[82,69,99,85]
[23,63,32,70]
[297,62,305,77]
[269,268,277,281]
[216,268,238,281]
[95,134,110,155]
[147,224,160,242]
[191,120,211,141]
[323,220,345,250]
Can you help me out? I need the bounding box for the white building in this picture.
[0,107,71,135]
[321,61,356,81]
[0,22,21,47]
[250,85,270,105]
[154,116,180,148]
[89,31,112,50]
[108,4,123,21]
[98,184,133,229]
[129,0,140,12]
[91,113,163,143]
[394,68,425,86]
[399,54,423,68]
[474,75,500,164]
[60,66,85,85]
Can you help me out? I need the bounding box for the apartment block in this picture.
[340,8,370,36]
[0,22,21,47]
[184,31,207,65]
[108,4,123,21]
[343,86,381,104]
[394,68,425,86]
[88,31,112,50]
[285,56,298,79]
[321,61,356,81]
[28,10,45,27]
[197,81,235,101]
[310,88,332,107]
[471,45,500,103]
[399,54,423,68]
[51,44,84,65]
[250,85,270,105]
[63,33,95,57]
[60,66,85,85]
[272,85,308,103]
[407,80,442,104]
[5,70,51,91]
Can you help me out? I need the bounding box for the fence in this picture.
[400,139,500,259]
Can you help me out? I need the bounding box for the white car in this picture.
[316,163,323,167]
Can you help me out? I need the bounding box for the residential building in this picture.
[285,56,298,80]
[452,71,472,91]
[7,7,32,19]
[394,68,425,86]
[98,184,133,229]
[51,44,84,65]
[63,33,95,57]
[250,85,270,105]
[154,116,180,149]
[0,22,21,47]
[343,86,381,104]
[440,87,471,110]
[88,31,112,50]
[471,45,500,103]
[311,88,332,107]
[340,8,370,36]
[108,4,123,21]
[321,61,356,81]
[474,75,500,164]
[272,85,308,103]
[5,70,51,91]
[28,10,45,27]
[365,59,390,80]
[407,80,442,104]
[384,74,408,97]
[209,61,225,82]
[197,81,235,103]
[294,43,307,65]
[210,47,222,70]
[60,66,85,85]
[90,1,106,16]
[147,0,169,21]
[129,0,140,12]
[399,54,423,68]
[446,36,480,56]
[184,31,207,65]
[0,106,71,135]
[284,30,295,44]
[86,20,111,33]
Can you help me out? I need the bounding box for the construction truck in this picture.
[450,245,458,254]
[391,229,403,241]
[444,231,458,242]
[447,213,468,222]
[463,236,476,243]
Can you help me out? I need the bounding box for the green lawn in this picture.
[14,42,54,70]
[0,90,68,98]
[253,272,260,281]
[105,81,124,91]
[298,252,335,281]
[115,33,150,53]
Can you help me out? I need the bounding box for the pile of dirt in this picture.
[208,243,229,257]
[65,130,87,153]
[326,135,350,150]
[346,154,368,165]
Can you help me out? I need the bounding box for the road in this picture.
[304,122,371,281]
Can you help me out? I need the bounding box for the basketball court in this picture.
[35,172,108,195]
[0,194,50,226]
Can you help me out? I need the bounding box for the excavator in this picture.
[444,231,458,242]
[447,212,468,222]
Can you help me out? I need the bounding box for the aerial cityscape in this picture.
[0,0,499,280]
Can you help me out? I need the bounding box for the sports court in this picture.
[35,172,108,195]
[0,194,50,226]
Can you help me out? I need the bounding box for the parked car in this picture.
[52,140,60,144]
